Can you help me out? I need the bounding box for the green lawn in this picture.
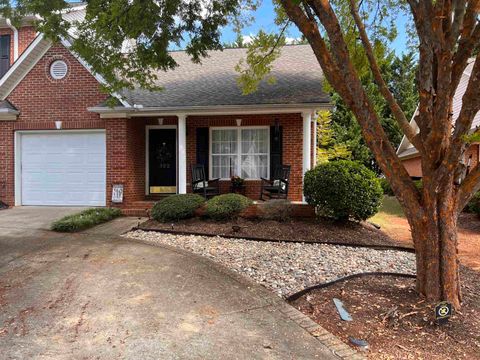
[370,196,405,227]
[378,196,405,217]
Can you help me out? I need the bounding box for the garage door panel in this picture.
[20,132,107,206]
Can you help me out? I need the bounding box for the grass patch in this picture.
[370,196,405,228]
[378,196,405,217]
[51,208,122,233]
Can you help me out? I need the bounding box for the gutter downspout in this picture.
[5,19,19,61]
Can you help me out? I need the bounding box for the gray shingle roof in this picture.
[118,45,329,109]
[0,100,18,111]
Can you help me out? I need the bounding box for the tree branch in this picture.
[447,0,467,49]
[458,163,480,210]
[348,0,422,152]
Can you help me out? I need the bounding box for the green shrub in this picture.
[151,194,205,222]
[259,199,293,222]
[304,160,383,221]
[379,178,394,196]
[205,194,252,220]
[51,208,122,232]
[465,192,480,214]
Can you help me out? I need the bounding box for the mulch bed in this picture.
[291,266,480,359]
[139,217,402,247]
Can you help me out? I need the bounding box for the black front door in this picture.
[148,128,177,194]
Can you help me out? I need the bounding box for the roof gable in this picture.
[0,34,130,107]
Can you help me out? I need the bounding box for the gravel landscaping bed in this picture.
[125,230,416,298]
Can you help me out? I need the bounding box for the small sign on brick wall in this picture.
[112,184,124,204]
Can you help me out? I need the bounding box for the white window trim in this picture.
[209,126,270,181]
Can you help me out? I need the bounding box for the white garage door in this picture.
[20,131,106,206]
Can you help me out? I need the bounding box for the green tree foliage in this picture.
[235,30,286,94]
[316,111,351,164]
[0,0,259,96]
[331,52,418,173]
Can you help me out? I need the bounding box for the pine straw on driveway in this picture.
[291,267,480,360]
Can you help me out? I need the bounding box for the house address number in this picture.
[112,184,124,204]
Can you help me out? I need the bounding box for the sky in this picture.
[220,1,410,55]
[66,0,411,55]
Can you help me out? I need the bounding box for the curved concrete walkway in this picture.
[0,208,341,359]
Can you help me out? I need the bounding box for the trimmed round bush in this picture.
[304,160,383,221]
[205,194,252,220]
[151,194,205,222]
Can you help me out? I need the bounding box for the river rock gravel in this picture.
[125,230,416,298]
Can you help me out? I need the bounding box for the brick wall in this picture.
[8,45,108,124]
[186,113,305,202]
[18,26,36,57]
[0,121,14,204]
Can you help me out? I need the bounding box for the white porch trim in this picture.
[302,111,314,202]
[178,114,187,194]
[88,104,330,118]
[302,111,313,175]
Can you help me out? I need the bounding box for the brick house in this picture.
[398,58,480,179]
[0,4,329,213]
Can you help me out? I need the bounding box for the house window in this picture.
[0,35,11,78]
[210,127,269,180]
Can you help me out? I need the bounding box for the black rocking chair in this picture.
[191,164,220,199]
[260,165,291,200]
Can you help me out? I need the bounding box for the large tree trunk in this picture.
[408,178,462,309]
[278,0,478,310]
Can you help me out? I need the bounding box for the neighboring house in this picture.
[0,3,329,212]
[397,58,480,179]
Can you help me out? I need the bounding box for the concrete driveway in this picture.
[0,207,341,360]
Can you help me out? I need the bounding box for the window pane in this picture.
[240,128,269,179]
[212,155,237,179]
[241,129,268,154]
[241,155,268,179]
[212,129,237,155]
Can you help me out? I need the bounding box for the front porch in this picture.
[105,111,318,214]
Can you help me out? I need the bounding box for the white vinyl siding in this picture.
[210,127,269,180]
